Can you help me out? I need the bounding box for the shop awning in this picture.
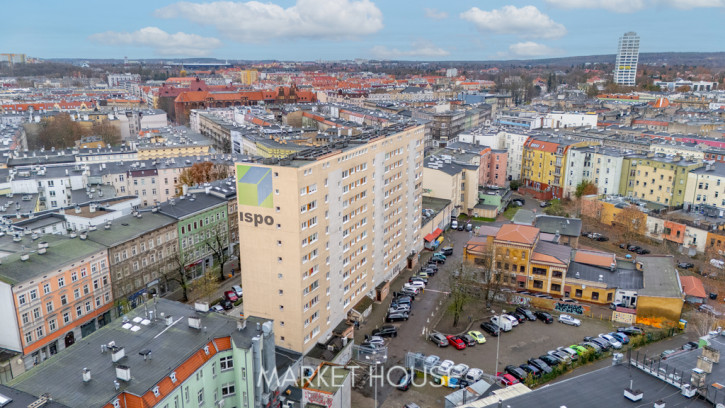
[424,228,443,242]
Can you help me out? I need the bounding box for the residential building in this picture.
[8,299,301,408]
[619,153,703,207]
[86,212,178,311]
[423,156,479,216]
[684,161,725,213]
[239,69,259,85]
[158,190,229,278]
[564,145,624,198]
[107,73,141,91]
[534,215,582,248]
[115,109,168,140]
[236,123,425,353]
[521,136,594,200]
[680,276,707,304]
[0,234,113,371]
[613,32,640,86]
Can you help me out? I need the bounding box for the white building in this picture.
[544,112,598,130]
[564,146,624,198]
[613,32,640,86]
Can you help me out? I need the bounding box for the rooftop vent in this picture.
[115,365,131,382]
[82,368,91,382]
[188,315,202,330]
[110,346,125,362]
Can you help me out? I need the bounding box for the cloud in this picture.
[460,5,567,39]
[546,0,724,12]
[371,41,450,59]
[424,8,448,20]
[155,0,383,42]
[89,27,221,56]
[506,41,564,58]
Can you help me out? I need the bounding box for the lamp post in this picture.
[492,309,502,377]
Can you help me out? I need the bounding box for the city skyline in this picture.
[2,0,725,61]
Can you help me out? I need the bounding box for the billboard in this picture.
[236,164,273,208]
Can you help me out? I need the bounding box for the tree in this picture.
[509,180,522,190]
[29,113,89,150]
[163,247,193,302]
[447,262,475,327]
[575,181,598,199]
[586,84,600,98]
[615,205,646,242]
[176,162,230,194]
[688,309,719,338]
[544,199,567,217]
[189,270,221,303]
[675,85,691,93]
[205,224,231,282]
[91,120,122,146]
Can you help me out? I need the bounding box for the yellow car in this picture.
[467,330,486,344]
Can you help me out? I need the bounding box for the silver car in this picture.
[429,332,448,347]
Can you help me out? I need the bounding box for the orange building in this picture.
[0,235,113,371]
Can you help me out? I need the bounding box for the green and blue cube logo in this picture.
[237,164,273,208]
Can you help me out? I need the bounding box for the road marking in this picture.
[425,289,450,294]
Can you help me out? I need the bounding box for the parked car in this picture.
[210,304,225,313]
[425,263,439,272]
[451,220,459,230]
[595,235,609,241]
[395,369,414,391]
[710,259,725,269]
[465,368,484,383]
[509,311,527,323]
[389,304,411,314]
[519,364,541,378]
[579,342,602,354]
[447,335,467,350]
[224,290,238,302]
[628,245,640,252]
[466,223,473,232]
[584,336,611,351]
[504,365,527,382]
[461,334,477,347]
[540,354,563,367]
[677,262,694,269]
[386,311,409,322]
[417,271,430,279]
[609,302,625,310]
[617,326,644,336]
[423,355,440,372]
[220,299,233,310]
[699,304,724,317]
[502,314,519,327]
[540,201,551,208]
[430,256,446,264]
[372,325,398,338]
[599,334,622,349]
[399,286,419,296]
[516,307,537,321]
[365,335,386,347]
[660,349,677,359]
[393,295,414,305]
[404,281,425,291]
[441,246,454,256]
[558,314,581,326]
[434,360,455,376]
[231,285,243,298]
[528,358,553,374]
[360,341,384,351]
[534,311,553,323]
[513,198,526,205]
[635,248,650,255]
[491,316,512,331]
[409,276,428,285]
[457,223,465,231]
[608,332,629,344]
[480,322,500,336]
[432,252,447,260]
[569,344,589,356]
[450,363,470,379]
[682,341,699,351]
[497,372,520,386]
[554,347,578,362]
[467,331,487,344]
[429,332,449,347]
[619,242,629,249]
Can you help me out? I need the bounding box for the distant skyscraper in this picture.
[614,32,640,86]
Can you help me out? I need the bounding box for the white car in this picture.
[423,355,440,372]
[465,368,484,383]
[404,281,425,291]
[434,360,455,376]
[599,333,622,349]
[210,304,224,313]
[231,285,243,298]
[502,314,519,327]
[558,314,581,326]
[556,347,580,361]
[366,335,385,347]
[450,363,470,379]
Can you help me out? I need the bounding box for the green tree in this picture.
[509,180,522,190]
[575,181,597,198]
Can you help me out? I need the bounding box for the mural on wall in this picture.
[236,164,273,208]
[304,389,333,408]
[554,302,584,315]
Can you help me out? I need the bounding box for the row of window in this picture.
[23,292,110,345]
[17,268,108,307]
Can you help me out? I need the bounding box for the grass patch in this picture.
[503,206,518,220]
[471,217,496,222]
[233,298,243,307]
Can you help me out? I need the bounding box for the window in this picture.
[575,289,583,298]
[551,283,561,292]
[29,289,38,301]
[221,383,235,397]
[533,280,544,289]
[607,293,613,302]
[591,292,599,301]
[49,318,57,332]
[24,331,32,344]
[43,283,51,294]
[18,294,26,306]
[60,295,67,305]
[58,277,65,288]
[219,356,233,371]
[63,312,70,324]
[197,390,204,405]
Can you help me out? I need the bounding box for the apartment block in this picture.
[619,153,703,207]
[236,124,425,353]
[0,235,113,372]
[521,136,595,199]
[684,162,725,213]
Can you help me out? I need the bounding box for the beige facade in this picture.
[237,125,425,353]
[422,164,479,215]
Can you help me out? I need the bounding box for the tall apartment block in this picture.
[236,123,425,353]
[614,31,640,86]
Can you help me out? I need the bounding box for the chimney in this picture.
[165,315,173,326]
[237,318,247,331]
[696,355,714,373]
[82,368,92,382]
[115,365,131,381]
[110,346,125,362]
[702,345,720,363]
[188,315,202,330]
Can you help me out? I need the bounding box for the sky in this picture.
[2,0,725,61]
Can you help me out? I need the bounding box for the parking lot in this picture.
[352,227,628,408]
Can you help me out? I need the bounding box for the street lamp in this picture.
[491,309,503,377]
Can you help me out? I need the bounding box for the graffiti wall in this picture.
[553,302,590,315]
[612,310,636,324]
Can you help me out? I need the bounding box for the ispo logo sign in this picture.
[237,165,273,208]
[240,212,274,227]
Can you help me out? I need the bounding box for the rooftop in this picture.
[532,240,571,265]
[85,212,175,247]
[568,255,643,290]
[303,364,350,394]
[9,299,273,408]
[157,192,227,220]
[637,255,683,298]
[495,224,539,245]
[535,215,582,237]
[680,275,707,299]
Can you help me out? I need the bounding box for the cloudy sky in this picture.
[3,0,724,60]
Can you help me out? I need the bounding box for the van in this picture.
[451,220,459,230]
[710,259,725,269]
[466,223,473,232]
[491,315,512,331]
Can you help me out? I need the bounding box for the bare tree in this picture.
[205,224,231,282]
[615,205,647,242]
[163,247,193,302]
[688,310,719,338]
[189,270,221,303]
[447,262,474,328]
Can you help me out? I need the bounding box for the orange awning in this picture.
[424,228,443,242]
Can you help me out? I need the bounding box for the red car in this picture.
[224,290,238,302]
[446,335,467,350]
[496,372,520,386]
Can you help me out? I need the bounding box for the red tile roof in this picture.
[495,224,539,245]
[680,276,707,298]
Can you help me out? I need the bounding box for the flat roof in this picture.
[9,299,273,408]
[304,364,350,394]
[86,212,175,247]
[637,255,683,298]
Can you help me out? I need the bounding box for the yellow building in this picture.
[521,136,595,199]
[239,69,259,85]
[255,139,308,159]
[422,157,479,215]
[619,153,702,206]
